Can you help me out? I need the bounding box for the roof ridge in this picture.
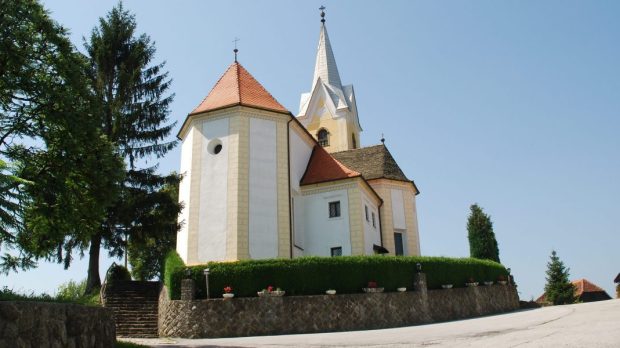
[235,62,242,104]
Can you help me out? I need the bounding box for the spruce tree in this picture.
[467,204,500,263]
[544,250,576,305]
[128,179,180,280]
[82,3,179,293]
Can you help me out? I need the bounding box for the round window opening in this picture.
[207,139,223,155]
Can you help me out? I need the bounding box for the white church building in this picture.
[176,13,421,265]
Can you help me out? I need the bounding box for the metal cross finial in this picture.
[319,5,326,23]
[233,37,240,62]
[381,133,385,144]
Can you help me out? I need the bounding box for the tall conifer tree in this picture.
[467,204,501,263]
[83,3,179,293]
[543,250,576,305]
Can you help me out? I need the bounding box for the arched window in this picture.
[317,128,329,147]
[351,133,357,149]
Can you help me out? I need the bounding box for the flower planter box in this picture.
[325,290,336,295]
[465,282,479,287]
[484,281,494,286]
[223,293,235,299]
[498,280,508,285]
[397,287,407,292]
[441,284,453,289]
[362,287,384,293]
[257,290,285,297]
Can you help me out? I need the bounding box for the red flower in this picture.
[368,281,378,288]
[224,286,233,293]
[267,285,274,292]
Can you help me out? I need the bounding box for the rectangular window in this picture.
[329,201,341,218]
[331,247,342,257]
[365,205,369,221]
[372,212,376,228]
[394,232,404,256]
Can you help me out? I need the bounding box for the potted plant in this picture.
[223,286,234,299]
[363,280,384,293]
[258,285,285,297]
[397,287,407,292]
[441,284,453,289]
[465,277,479,287]
[325,289,337,295]
[497,275,508,285]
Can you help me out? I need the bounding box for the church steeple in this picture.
[312,16,343,92]
[297,7,362,153]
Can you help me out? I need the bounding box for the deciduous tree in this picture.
[0,0,123,273]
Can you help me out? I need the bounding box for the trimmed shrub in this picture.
[164,254,508,300]
[105,263,132,284]
[164,250,186,299]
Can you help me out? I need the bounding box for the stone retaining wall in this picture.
[159,275,519,338]
[0,301,115,348]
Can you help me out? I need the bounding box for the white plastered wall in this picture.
[391,188,408,255]
[301,189,351,256]
[197,118,230,262]
[176,126,193,263]
[289,127,314,255]
[361,190,381,255]
[248,117,278,259]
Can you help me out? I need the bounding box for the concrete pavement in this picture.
[121,299,620,347]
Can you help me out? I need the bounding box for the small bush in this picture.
[164,254,508,300]
[56,279,86,301]
[106,263,132,284]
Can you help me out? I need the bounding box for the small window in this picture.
[328,201,340,218]
[213,144,222,154]
[352,133,357,149]
[331,247,342,257]
[318,128,329,147]
[372,212,376,228]
[207,139,223,155]
[394,232,404,256]
[365,205,369,221]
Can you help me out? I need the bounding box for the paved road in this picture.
[122,299,620,347]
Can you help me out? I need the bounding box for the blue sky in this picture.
[5,0,619,300]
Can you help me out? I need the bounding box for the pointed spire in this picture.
[312,7,343,91]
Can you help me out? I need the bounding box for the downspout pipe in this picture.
[287,118,293,259]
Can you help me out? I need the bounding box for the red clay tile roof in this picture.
[536,278,608,303]
[300,145,361,185]
[190,62,288,115]
[572,279,605,296]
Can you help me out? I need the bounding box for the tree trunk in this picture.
[84,232,102,295]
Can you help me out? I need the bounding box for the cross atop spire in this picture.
[233,37,240,62]
[311,13,342,92]
[319,5,326,23]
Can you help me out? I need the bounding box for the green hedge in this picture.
[164,252,508,300]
